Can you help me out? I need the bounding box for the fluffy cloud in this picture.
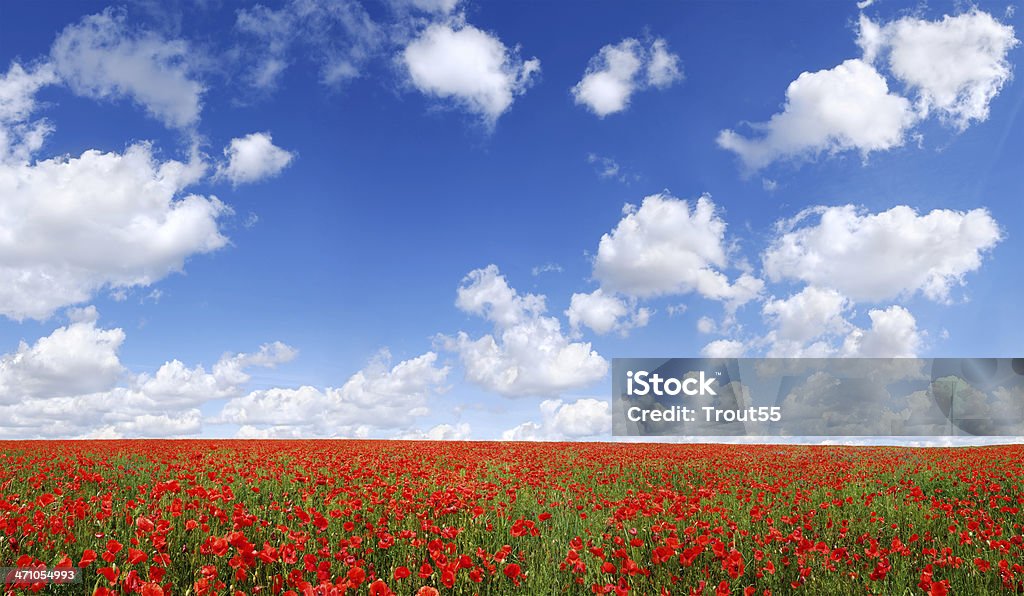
[572,37,682,117]
[593,193,762,305]
[717,59,915,171]
[220,349,449,436]
[0,62,57,162]
[763,286,850,345]
[395,422,471,440]
[696,316,717,334]
[138,342,297,406]
[0,63,55,123]
[50,9,204,129]
[841,305,922,358]
[0,307,123,404]
[235,0,379,90]
[442,265,607,397]
[0,310,296,438]
[502,398,611,441]
[218,132,295,185]
[646,39,683,87]
[859,11,1019,129]
[402,22,540,125]
[0,311,449,440]
[763,205,1002,303]
[565,289,650,336]
[700,339,747,358]
[759,291,923,358]
[0,142,228,320]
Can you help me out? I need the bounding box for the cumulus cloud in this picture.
[441,265,607,397]
[395,422,471,440]
[138,342,297,406]
[0,333,449,439]
[221,349,449,437]
[0,63,56,123]
[841,305,923,357]
[218,132,295,185]
[402,21,540,126]
[502,398,611,441]
[763,286,850,346]
[572,37,682,117]
[700,339,747,358]
[50,9,204,129]
[758,291,923,358]
[0,310,296,438]
[235,0,379,90]
[763,205,1002,303]
[0,142,228,321]
[719,9,1017,171]
[565,289,650,337]
[0,308,124,403]
[0,62,58,162]
[858,10,1019,129]
[593,193,762,306]
[717,59,916,171]
[696,316,717,334]
[0,53,232,323]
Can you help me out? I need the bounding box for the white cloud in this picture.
[0,309,124,404]
[758,288,923,358]
[646,39,683,88]
[531,263,563,276]
[502,398,611,441]
[0,63,55,123]
[763,286,850,344]
[593,193,762,306]
[50,9,204,129]
[220,349,449,436]
[565,289,649,337]
[841,305,923,357]
[587,153,623,180]
[235,0,379,90]
[93,411,203,438]
[402,0,461,14]
[572,37,682,117]
[667,304,688,317]
[0,310,296,438]
[0,58,230,323]
[717,59,916,171]
[700,339,747,358]
[0,142,228,321]
[395,422,471,440]
[138,342,296,406]
[696,316,717,334]
[0,62,57,162]
[858,11,1019,129]
[442,265,607,397]
[763,205,1002,303]
[402,21,540,126]
[218,132,295,185]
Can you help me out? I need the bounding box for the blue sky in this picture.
[0,0,1021,441]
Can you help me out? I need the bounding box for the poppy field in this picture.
[1,441,1022,595]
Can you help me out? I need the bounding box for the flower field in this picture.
[1,441,1022,595]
